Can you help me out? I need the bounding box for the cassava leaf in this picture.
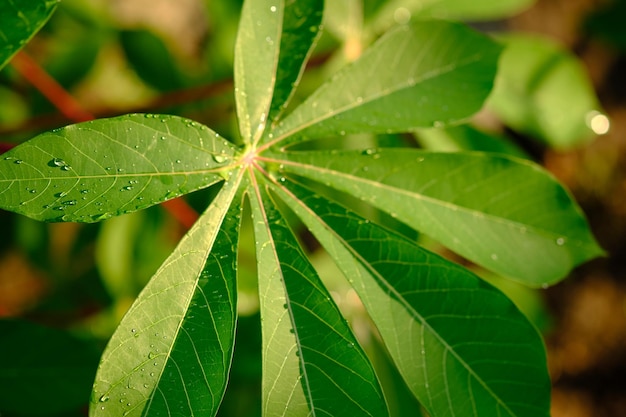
[248,173,389,417]
[274,178,551,417]
[264,20,502,148]
[234,0,323,144]
[0,0,58,70]
[90,176,243,417]
[271,149,603,286]
[487,34,604,149]
[370,0,535,31]
[415,125,529,158]
[0,114,236,222]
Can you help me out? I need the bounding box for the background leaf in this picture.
[0,0,58,70]
[415,125,529,158]
[276,179,551,417]
[119,29,184,92]
[0,319,100,417]
[90,177,242,417]
[486,34,606,149]
[370,0,535,30]
[248,175,389,417]
[0,114,236,222]
[273,149,603,286]
[266,20,502,147]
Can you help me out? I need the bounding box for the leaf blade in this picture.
[275,179,551,417]
[267,20,502,147]
[90,175,243,417]
[0,0,58,70]
[0,114,236,222]
[248,173,389,417]
[273,149,603,285]
[234,0,324,145]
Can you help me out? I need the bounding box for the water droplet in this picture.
[63,200,77,206]
[121,186,133,191]
[490,253,498,261]
[99,395,109,402]
[148,352,157,359]
[270,5,277,12]
[14,159,23,164]
[118,168,125,173]
[61,165,71,171]
[556,237,566,246]
[541,283,549,289]
[81,189,89,194]
[213,154,227,163]
[29,189,37,194]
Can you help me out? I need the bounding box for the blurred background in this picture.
[0,0,625,416]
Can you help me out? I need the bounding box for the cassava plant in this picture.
[0,0,604,416]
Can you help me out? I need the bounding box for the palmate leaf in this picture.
[248,173,388,417]
[90,176,243,417]
[263,20,501,148]
[273,178,550,417]
[234,0,323,144]
[0,0,58,70]
[0,114,236,222]
[270,149,603,286]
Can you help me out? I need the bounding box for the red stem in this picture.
[11,51,95,122]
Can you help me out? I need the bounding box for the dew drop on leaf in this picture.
[99,395,109,402]
[213,154,227,163]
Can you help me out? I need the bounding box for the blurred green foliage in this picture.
[0,0,610,416]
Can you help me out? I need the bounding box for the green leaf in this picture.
[415,125,529,159]
[90,176,243,417]
[0,319,100,416]
[0,0,58,70]
[0,114,236,222]
[265,20,502,148]
[274,179,551,417]
[487,34,605,149]
[248,174,389,417]
[234,0,323,144]
[119,29,184,92]
[370,0,535,30]
[273,149,603,286]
